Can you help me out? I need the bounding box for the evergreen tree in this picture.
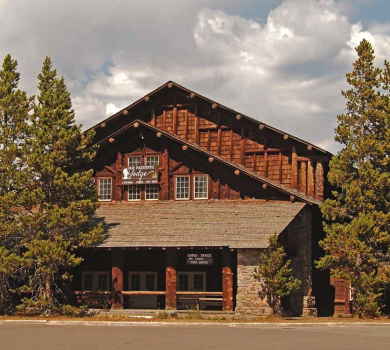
[254,234,301,315]
[316,40,390,318]
[20,57,103,313]
[0,55,33,314]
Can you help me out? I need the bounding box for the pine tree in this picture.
[20,57,103,313]
[0,55,33,314]
[254,234,301,315]
[316,39,390,318]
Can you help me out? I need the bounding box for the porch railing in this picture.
[72,291,224,310]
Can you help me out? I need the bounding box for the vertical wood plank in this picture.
[292,147,298,189]
[278,152,282,183]
[222,248,234,312]
[217,128,222,156]
[194,106,199,144]
[253,153,257,172]
[229,129,234,161]
[163,110,166,131]
[111,249,124,310]
[264,152,268,178]
[240,126,246,164]
[213,168,220,200]
[307,160,315,197]
[173,107,178,134]
[207,130,211,151]
[166,249,177,310]
[184,109,188,141]
[299,161,307,194]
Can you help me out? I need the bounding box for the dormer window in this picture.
[128,156,141,167]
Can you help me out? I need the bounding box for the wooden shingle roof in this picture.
[94,200,306,249]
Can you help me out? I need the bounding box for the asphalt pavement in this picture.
[1,322,390,350]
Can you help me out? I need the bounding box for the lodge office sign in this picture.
[122,165,159,185]
[187,253,213,266]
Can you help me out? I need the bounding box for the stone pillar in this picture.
[288,206,317,317]
[111,249,124,310]
[307,161,315,197]
[166,248,177,310]
[222,248,234,311]
[235,249,272,319]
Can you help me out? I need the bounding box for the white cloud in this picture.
[1,0,390,153]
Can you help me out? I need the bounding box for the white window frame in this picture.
[177,272,206,292]
[82,271,109,292]
[128,271,157,291]
[98,178,112,202]
[175,175,190,200]
[128,156,142,167]
[145,156,159,166]
[145,184,159,201]
[128,184,142,201]
[194,175,209,200]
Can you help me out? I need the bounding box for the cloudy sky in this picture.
[1,0,390,153]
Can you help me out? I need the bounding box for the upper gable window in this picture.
[194,175,208,200]
[128,157,141,167]
[146,156,159,166]
[175,176,190,200]
[98,178,112,201]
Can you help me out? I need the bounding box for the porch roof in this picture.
[94,200,306,249]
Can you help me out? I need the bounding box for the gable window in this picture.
[98,178,112,201]
[146,184,159,201]
[175,176,190,200]
[82,271,109,291]
[146,156,159,166]
[194,175,208,200]
[128,184,141,201]
[128,157,141,167]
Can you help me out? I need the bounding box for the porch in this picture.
[70,247,236,311]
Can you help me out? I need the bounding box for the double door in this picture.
[129,271,157,309]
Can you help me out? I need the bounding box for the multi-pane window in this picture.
[82,272,109,291]
[146,156,159,166]
[128,157,141,167]
[194,175,208,200]
[193,274,204,292]
[97,273,108,291]
[98,178,112,201]
[175,176,190,200]
[128,185,141,201]
[145,274,156,291]
[146,184,159,201]
[130,274,141,291]
[178,274,189,291]
[83,273,94,291]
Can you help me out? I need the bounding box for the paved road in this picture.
[1,323,390,350]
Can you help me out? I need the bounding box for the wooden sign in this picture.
[122,165,159,185]
[187,253,213,265]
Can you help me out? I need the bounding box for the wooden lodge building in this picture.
[72,81,348,317]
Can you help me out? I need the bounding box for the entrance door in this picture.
[129,272,157,309]
[177,272,206,292]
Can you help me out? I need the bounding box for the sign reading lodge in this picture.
[122,165,159,185]
[186,253,213,265]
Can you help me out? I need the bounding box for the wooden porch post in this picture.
[111,249,124,310]
[222,248,234,311]
[166,248,177,310]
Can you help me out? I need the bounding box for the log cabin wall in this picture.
[94,98,329,203]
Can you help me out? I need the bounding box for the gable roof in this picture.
[94,200,306,249]
[94,119,321,205]
[85,80,332,156]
